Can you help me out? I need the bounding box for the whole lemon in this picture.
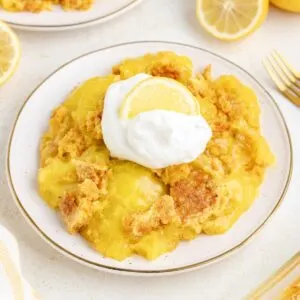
[271,0,300,13]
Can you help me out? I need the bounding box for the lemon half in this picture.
[0,21,21,86]
[196,0,269,41]
[119,77,200,119]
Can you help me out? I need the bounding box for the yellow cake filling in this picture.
[0,0,94,12]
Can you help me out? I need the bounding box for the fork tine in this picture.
[272,50,300,89]
[263,58,300,107]
[263,58,286,91]
[271,51,295,82]
[274,50,299,78]
[267,56,300,97]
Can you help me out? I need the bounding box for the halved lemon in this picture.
[119,77,200,119]
[196,0,269,41]
[0,21,21,86]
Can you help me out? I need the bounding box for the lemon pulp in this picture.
[0,21,20,85]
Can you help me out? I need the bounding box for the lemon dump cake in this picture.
[38,52,275,260]
[280,278,300,300]
[0,0,94,12]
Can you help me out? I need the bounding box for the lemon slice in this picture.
[120,77,200,119]
[196,0,268,41]
[0,21,21,86]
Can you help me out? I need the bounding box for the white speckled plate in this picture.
[7,41,292,275]
[0,0,143,31]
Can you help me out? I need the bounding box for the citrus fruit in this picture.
[196,0,269,41]
[271,0,300,13]
[119,77,200,119]
[0,21,21,86]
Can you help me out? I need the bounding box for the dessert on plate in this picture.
[38,51,275,261]
[0,0,94,12]
[280,278,300,300]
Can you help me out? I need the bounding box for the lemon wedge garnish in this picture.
[0,21,21,86]
[196,0,269,41]
[271,0,300,13]
[119,77,200,119]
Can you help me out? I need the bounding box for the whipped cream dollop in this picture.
[101,74,212,169]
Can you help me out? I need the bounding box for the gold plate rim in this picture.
[6,41,293,274]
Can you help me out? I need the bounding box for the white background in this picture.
[0,0,299,299]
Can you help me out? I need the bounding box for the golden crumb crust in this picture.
[170,171,218,221]
[124,195,179,237]
[0,0,94,12]
[280,278,300,300]
[59,179,99,234]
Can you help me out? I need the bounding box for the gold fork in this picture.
[263,50,300,107]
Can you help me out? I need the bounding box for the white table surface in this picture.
[0,1,299,299]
